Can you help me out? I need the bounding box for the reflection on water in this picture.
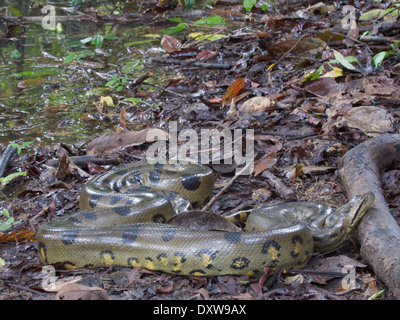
[0,0,174,146]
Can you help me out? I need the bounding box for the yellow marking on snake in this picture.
[36,162,375,276]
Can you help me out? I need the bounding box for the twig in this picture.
[141,82,187,98]
[268,34,307,73]
[151,57,232,70]
[129,71,153,89]
[201,161,253,211]
[2,280,50,297]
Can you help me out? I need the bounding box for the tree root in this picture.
[338,133,400,299]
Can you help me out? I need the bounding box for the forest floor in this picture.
[1,0,400,300]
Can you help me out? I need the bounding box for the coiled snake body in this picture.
[37,162,374,276]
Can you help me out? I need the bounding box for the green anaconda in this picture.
[37,162,374,276]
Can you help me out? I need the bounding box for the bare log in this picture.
[338,134,400,298]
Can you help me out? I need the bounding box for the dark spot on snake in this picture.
[153,213,167,223]
[84,264,94,268]
[292,235,303,245]
[261,240,281,261]
[181,174,201,191]
[154,163,165,169]
[329,233,338,239]
[122,225,141,244]
[189,269,207,276]
[230,257,250,270]
[195,249,219,268]
[149,169,162,187]
[165,170,177,175]
[82,211,97,221]
[162,227,178,242]
[313,236,322,243]
[290,235,303,258]
[61,229,80,245]
[174,251,187,263]
[224,232,241,244]
[127,257,140,266]
[67,217,82,225]
[109,195,121,206]
[191,201,199,207]
[203,196,210,205]
[88,194,103,208]
[112,205,132,216]
[100,250,115,264]
[157,253,167,261]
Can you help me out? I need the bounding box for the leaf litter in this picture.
[1,0,400,300]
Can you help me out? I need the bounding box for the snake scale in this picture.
[37,162,374,276]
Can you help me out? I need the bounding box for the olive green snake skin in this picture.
[37,162,374,276]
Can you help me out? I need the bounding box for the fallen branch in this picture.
[338,133,400,299]
[151,57,232,70]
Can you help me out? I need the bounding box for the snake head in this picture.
[348,192,375,228]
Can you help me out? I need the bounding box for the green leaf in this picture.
[91,34,104,48]
[0,172,27,188]
[183,0,194,9]
[243,0,257,12]
[124,97,155,107]
[7,7,22,17]
[195,16,226,26]
[333,50,356,70]
[2,209,10,218]
[160,22,187,34]
[106,79,117,86]
[368,289,385,300]
[21,141,34,148]
[104,34,118,40]
[63,53,76,64]
[373,51,392,68]
[168,18,183,23]
[10,49,21,59]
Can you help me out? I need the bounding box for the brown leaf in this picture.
[86,129,169,154]
[196,50,217,61]
[160,34,183,53]
[0,228,36,243]
[223,78,245,107]
[55,283,108,300]
[268,38,326,57]
[119,106,128,129]
[253,152,278,176]
[239,96,271,113]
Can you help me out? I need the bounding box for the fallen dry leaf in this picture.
[340,106,395,136]
[239,96,271,113]
[0,228,36,243]
[86,129,169,154]
[223,78,245,107]
[161,34,183,53]
[253,152,278,176]
[55,283,108,300]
